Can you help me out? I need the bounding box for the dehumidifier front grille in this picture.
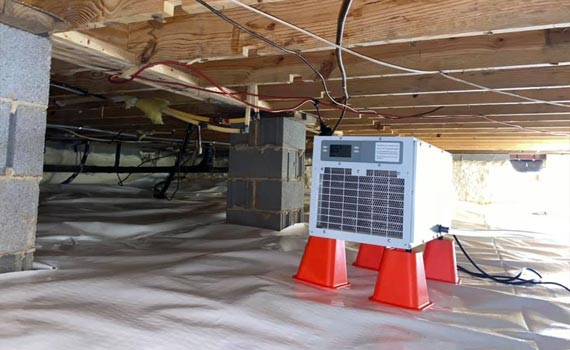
[316,167,405,239]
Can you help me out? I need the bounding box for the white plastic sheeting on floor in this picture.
[1,181,569,350]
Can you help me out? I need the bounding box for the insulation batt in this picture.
[0,179,568,350]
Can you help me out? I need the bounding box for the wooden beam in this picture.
[421,139,570,152]
[123,0,570,63]
[259,66,570,98]
[181,0,287,15]
[269,88,570,111]
[335,122,570,132]
[21,0,182,29]
[183,29,570,86]
[0,0,64,34]
[388,121,570,130]
[317,104,570,120]
[342,128,570,135]
[50,30,246,108]
[20,1,287,30]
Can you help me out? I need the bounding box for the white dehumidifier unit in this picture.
[309,136,453,250]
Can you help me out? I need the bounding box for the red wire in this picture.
[109,61,316,113]
[108,60,434,120]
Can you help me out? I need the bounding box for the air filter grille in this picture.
[316,167,405,239]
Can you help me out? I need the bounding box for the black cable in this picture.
[453,235,570,294]
[50,81,107,101]
[394,106,445,119]
[331,0,353,133]
[312,100,332,136]
[117,151,178,185]
[153,124,194,200]
[193,0,344,109]
[335,0,352,103]
[61,142,90,185]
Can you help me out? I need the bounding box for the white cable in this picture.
[478,115,570,137]
[226,0,570,110]
[441,73,570,108]
[225,0,429,74]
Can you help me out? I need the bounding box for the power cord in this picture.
[331,0,353,133]
[437,226,570,294]
[61,142,90,185]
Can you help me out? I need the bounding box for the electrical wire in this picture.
[61,142,90,185]
[223,0,570,111]
[395,106,445,119]
[103,2,570,131]
[111,60,443,120]
[331,0,353,133]
[112,61,570,135]
[478,115,570,137]
[192,0,349,112]
[56,128,155,144]
[47,124,231,146]
[453,235,570,294]
[117,151,178,186]
[111,61,318,114]
[153,125,194,200]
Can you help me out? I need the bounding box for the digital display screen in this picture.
[329,144,352,158]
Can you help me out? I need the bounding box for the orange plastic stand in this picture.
[293,236,350,289]
[370,249,432,310]
[423,238,459,284]
[353,243,385,271]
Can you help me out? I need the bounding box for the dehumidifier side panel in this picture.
[410,141,453,247]
[309,137,325,230]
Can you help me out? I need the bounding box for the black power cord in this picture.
[153,124,194,200]
[445,230,570,294]
[331,0,353,133]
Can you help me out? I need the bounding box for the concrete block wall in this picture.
[0,23,51,273]
[227,117,306,230]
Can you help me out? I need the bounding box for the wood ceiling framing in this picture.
[3,0,570,152]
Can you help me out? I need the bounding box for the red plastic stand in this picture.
[370,249,432,310]
[353,243,385,271]
[293,236,350,289]
[423,238,459,284]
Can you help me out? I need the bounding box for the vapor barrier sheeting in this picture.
[1,180,568,350]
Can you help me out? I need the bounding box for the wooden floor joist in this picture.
[8,0,568,152]
[121,0,570,61]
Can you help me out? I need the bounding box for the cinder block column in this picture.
[0,23,51,273]
[227,117,306,230]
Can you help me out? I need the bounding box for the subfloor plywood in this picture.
[0,180,568,350]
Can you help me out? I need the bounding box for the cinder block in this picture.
[227,179,254,209]
[0,250,33,273]
[231,117,306,149]
[227,116,306,230]
[230,148,286,179]
[0,177,40,254]
[284,149,304,179]
[0,23,51,104]
[227,208,303,231]
[230,132,249,145]
[0,101,10,174]
[255,180,304,211]
[249,118,306,149]
[229,147,305,180]
[7,105,47,176]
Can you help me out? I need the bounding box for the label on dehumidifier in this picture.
[375,142,400,162]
